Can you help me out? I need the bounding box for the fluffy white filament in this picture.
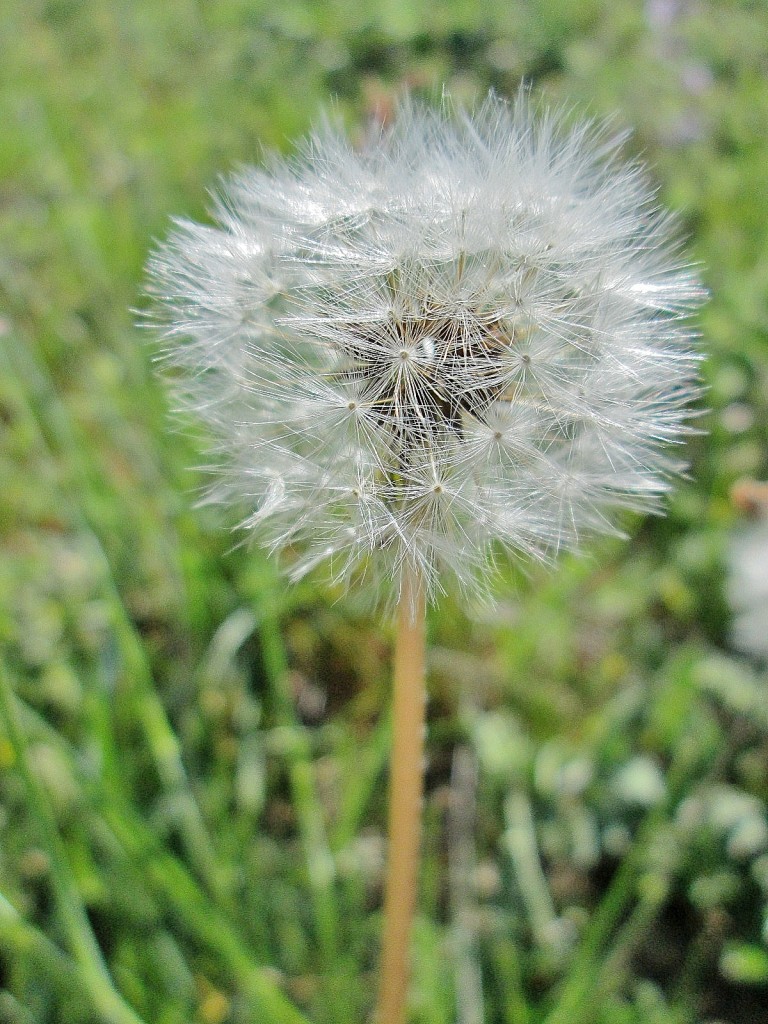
[148,91,704,603]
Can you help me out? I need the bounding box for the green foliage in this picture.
[1,1,768,1022]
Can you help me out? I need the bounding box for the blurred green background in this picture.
[1,1,768,1022]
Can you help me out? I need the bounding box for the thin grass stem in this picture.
[255,593,354,1020]
[0,336,229,904]
[0,659,148,1024]
[12,692,308,1024]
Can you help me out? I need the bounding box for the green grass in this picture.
[1,2,768,1022]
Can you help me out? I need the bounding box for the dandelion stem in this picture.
[376,565,427,1024]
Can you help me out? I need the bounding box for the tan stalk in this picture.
[375,565,427,1024]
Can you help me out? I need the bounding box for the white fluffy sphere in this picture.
[148,92,704,603]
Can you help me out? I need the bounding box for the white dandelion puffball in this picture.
[149,91,704,603]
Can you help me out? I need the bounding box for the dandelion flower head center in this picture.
[332,293,518,455]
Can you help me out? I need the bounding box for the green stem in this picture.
[0,993,37,1024]
[0,338,229,904]
[331,709,391,854]
[258,599,340,969]
[0,890,123,1017]
[542,828,651,1024]
[0,660,147,1024]
[597,874,669,991]
[504,789,558,945]
[89,529,232,905]
[490,937,532,1024]
[100,805,309,1024]
[13,691,308,1024]
[544,737,699,1024]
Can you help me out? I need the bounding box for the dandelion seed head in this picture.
[147,90,705,604]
